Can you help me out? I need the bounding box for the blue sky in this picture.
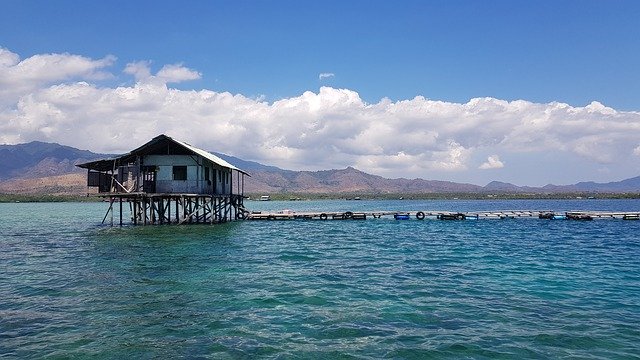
[1,1,640,185]
[4,0,639,108]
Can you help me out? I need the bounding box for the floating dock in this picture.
[247,210,640,221]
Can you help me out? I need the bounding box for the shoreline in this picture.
[2,192,640,203]
[245,192,640,201]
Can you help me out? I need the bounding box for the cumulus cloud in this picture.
[479,155,505,170]
[123,61,152,81]
[124,61,201,84]
[0,47,115,106]
[318,72,334,80]
[156,63,201,83]
[2,47,640,183]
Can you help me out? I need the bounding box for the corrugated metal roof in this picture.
[169,136,249,175]
[76,134,249,176]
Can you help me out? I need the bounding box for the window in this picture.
[173,166,187,180]
[204,167,210,181]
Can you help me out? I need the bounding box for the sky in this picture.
[1,0,640,186]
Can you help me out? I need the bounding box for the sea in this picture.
[1,199,640,359]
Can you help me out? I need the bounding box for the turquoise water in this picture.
[1,199,640,359]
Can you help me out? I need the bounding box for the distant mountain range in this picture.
[1,141,640,195]
[0,141,110,180]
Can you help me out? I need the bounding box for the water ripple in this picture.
[1,201,640,358]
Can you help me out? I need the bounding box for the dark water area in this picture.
[1,200,640,359]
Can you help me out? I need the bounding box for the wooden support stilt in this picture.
[195,197,200,223]
[176,197,180,224]
[212,197,217,223]
[109,197,114,226]
[95,193,246,226]
[101,197,114,225]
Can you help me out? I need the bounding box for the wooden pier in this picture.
[246,210,640,221]
[98,202,640,225]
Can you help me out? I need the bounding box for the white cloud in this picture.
[318,72,334,80]
[0,48,20,67]
[156,63,201,83]
[479,155,505,170]
[2,48,640,184]
[123,61,152,81]
[124,61,201,84]
[0,47,115,107]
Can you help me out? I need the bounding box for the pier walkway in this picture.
[247,210,640,221]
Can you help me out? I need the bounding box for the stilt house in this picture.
[77,134,250,225]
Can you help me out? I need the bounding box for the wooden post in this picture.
[219,197,223,222]
[153,198,157,225]
[184,196,187,224]
[176,197,180,224]
[212,197,217,223]
[195,197,199,223]
[150,198,155,224]
[133,198,137,225]
[224,197,229,222]
[209,195,214,224]
[102,197,114,225]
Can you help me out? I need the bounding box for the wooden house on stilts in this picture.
[77,134,250,225]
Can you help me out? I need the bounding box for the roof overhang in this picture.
[76,134,250,176]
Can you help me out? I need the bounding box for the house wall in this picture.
[213,165,231,195]
[142,155,232,194]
